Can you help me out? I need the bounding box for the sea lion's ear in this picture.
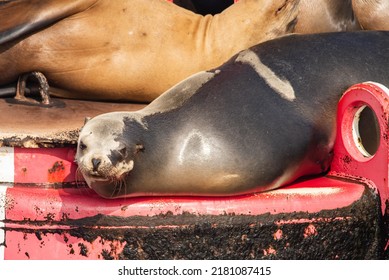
[275,0,298,16]
[84,117,91,125]
[79,117,91,131]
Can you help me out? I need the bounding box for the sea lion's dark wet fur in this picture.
[77,31,389,198]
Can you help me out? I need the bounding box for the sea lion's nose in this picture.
[92,158,101,171]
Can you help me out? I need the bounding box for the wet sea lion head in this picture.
[75,112,144,198]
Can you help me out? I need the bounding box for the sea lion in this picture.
[352,0,389,30]
[181,0,361,32]
[76,31,389,199]
[0,0,299,102]
[295,0,360,33]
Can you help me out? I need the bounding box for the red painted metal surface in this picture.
[2,179,367,260]
[13,148,77,184]
[1,82,389,259]
[5,178,365,220]
[329,82,389,214]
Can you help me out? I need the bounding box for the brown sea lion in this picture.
[76,31,389,199]
[207,0,360,32]
[295,0,360,33]
[0,0,299,102]
[352,0,389,30]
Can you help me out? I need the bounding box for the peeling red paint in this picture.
[273,229,283,240]
[2,187,383,259]
[275,217,351,226]
[304,224,318,238]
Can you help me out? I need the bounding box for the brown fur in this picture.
[295,0,360,33]
[352,0,389,30]
[177,0,361,33]
[0,0,299,102]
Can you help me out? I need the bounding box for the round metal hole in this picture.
[352,105,380,157]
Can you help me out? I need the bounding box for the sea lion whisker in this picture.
[110,177,124,198]
[75,167,86,188]
[120,177,128,197]
[74,166,94,196]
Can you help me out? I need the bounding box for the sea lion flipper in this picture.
[0,0,98,45]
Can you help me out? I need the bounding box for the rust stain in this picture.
[342,155,352,164]
[47,161,66,182]
[48,161,65,174]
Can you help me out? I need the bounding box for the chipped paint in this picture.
[2,184,384,259]
[47,161,66,182]
[273,229,283,240]
[303,224,318,238]
[274,217,352,226]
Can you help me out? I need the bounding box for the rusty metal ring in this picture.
[15,71,51,105]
